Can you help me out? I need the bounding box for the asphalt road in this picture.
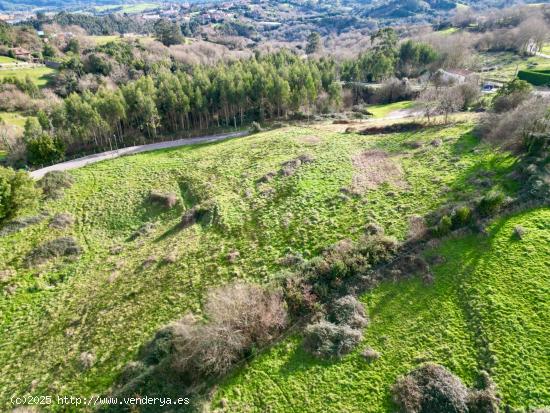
[30,130,249,179]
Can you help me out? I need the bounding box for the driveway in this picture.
[30,130,249,179]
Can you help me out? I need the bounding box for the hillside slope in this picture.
[0,121,520,410]
[214,208,550,412]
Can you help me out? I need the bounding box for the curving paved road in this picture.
[30,130,249,179]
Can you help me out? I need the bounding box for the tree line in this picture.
[15,28,440,166]
[24,50,342,164]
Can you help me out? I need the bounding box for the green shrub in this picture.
[392,363,469,413]
[26,134,65,166]
[303,321,362,358]
[38,171,74,200]
[524,132,549,157]
[451,206,472,229]
[476,191,504,217]
[0,166,39,225]
[436,215,452,236]
[305,234,398,289]
[491,79,532,113]
[283,274,319,318]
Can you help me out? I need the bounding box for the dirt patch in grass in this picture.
[0,213,49,237]
[280,154,314,177]
[25,236,81,266]
[360,121,425,135]
[49,213,75,229]
[295,135,322,145]
[351,150,406,193]
[148,191,178,209]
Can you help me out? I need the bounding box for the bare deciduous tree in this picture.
[170,283,288,379]
[517,17,549,55]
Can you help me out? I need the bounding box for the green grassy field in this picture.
[0,66,57,88]
[0,56,18,64]
[437,27,459,35]
[94,2,160,13]
[87,35,122,45]
[367,101,414,118]
[478,51,550,83]
[0,111,32,138]
[0,120,537,412]
[0,111,31,128]
[214,208,550,412]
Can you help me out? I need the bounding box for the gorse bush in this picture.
[373,78,414,104]
[49,212,75,229]
[452,206,472,229]
[467,370,499,413]
[303,234,398,293]
[0,213,48,237]
[38,171,74,200]
[476,191,505,217]
[435,215,453,236]
[392,363,470,413]
[283,274,319,318]
[0,166,39,225]
[303,321,362,359]
[522,132,549,199]
[328,295,369,329]
[394,366,501,413]
[524,132,549,157]
[468,389,500,413]
[140,325,176,366]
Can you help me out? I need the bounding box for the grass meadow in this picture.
[1,120,543,412]
[0,66,57,88]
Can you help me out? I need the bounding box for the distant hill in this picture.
[0,0,126,11]
[367,0,456,19]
